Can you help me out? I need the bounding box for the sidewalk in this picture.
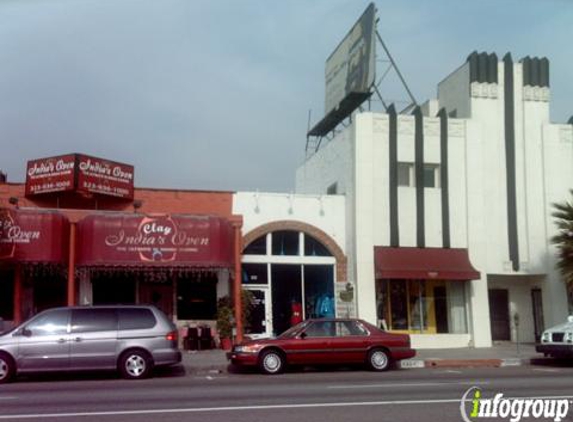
[406,342,539,369]
[180,342,546,374]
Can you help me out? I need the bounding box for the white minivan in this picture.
[536,316,573,357]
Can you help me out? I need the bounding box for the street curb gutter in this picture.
[185,358,531,374]
[399,358,531,369]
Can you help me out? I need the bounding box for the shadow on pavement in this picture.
[225,362,396,375]
[14,363,186,384]
[530,357,573,368]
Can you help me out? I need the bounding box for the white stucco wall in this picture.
[233,192,346,249]
[296,55,573,348]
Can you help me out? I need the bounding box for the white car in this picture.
[536,316,573,358]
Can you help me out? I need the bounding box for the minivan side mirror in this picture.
[567,315,573,324]
[16,328,33,337]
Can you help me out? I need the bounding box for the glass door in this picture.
[244,287,272,339]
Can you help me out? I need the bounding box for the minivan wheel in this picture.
[259,349,285,375]
[0,353,15,384]
[367,348,390,371]
[119,350,152,379]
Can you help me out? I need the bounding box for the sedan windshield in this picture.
[277,321,310,339]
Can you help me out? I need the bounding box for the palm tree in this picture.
[551,191,573,292]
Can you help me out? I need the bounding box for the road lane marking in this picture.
[532,368,559,373]
[0,400,464,419]
[11,394,563,420]
[0,396,17,400]
[327,381,490,389]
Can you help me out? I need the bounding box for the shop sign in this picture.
[76,154,134,199]
[104,216,209,263]
[25,154,76,196]
[25,153,134,200]
[77,214,233,267]
[0,209,16,259]
[0,209,69,263]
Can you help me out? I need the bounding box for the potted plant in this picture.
[216,296,234,350]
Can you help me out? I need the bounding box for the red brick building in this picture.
[0,155,245,340]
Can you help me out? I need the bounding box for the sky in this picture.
[0,0,571,192]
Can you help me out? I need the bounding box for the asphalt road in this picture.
[1,364,573,422]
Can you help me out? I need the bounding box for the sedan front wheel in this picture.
[259,349,285,375]
[0,353,15,384]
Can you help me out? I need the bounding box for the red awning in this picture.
[76,213,233,268]
[0,208,70,263]
[374,246,480,280]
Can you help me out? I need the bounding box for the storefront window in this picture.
[389,281,408,330]
[242,263,268,285]
[0,268,14,321]
[376,279,468,334]
[271,231,299,256]
[409,280,427,331]
[244,235,266,255]
[304,265,334,319]
[177,273,217,320]
[92,273,136,306]
[304,235,331,256]
[33,271,67,312]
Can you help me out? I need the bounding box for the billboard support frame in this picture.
[305,11,418,158]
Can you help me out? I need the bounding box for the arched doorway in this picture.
[242,223,346,338]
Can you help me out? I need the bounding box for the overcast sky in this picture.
[1,0,571,192]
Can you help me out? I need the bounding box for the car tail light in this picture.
[166,331,178,342]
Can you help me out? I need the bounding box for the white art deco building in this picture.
[296,52,573,348]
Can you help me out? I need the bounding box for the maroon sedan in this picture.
[227,318,416,374]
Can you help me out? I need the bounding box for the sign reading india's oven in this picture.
[0,209,70,263]
[25,154,76,196]
[25,154,134,200]
[76,214,233,267]
[0,209,16,260]
[76,154,134,199]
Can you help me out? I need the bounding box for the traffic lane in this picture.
[2,365,573,398]
[0,401,467,422]
[2,366,573,416]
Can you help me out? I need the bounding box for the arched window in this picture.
[241,230,335,337]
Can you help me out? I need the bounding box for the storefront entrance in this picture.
[489,288,510,341]
[242,230,337,337]
[243,287,271,339]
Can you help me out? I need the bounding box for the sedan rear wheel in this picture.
[0,353,15,384]
[259,349,285,375]
[368,348,390,371]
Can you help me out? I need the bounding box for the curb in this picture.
[183,358,533,374]
[400,357,532,369]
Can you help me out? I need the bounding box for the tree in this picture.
[551,191,573,292]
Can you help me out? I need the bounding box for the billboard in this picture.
[25,154,76,196]
[25,154,134,200]
[324,2,376,116]
[76,154,134,199]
